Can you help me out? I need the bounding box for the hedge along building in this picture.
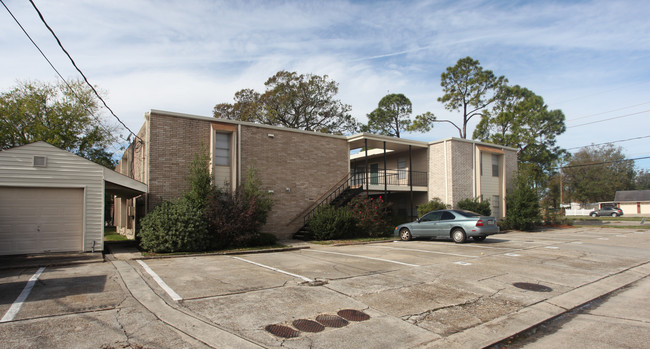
[115,110,517,240]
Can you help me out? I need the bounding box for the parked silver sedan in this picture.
[394,209,500,243]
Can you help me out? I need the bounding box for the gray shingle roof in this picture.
[614,190,650,202]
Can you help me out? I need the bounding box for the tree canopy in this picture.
[473,85,566,186]
[563,144,635,203]
[213,71,358,134]
[410,57,506,138]
[361,93,412,138]
[0,80,117,168]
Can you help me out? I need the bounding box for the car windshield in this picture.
[454,210,481,218]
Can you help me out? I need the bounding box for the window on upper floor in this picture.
[492,154,499,177]
[214,132,231,166]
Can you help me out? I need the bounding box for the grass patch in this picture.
[309,236,395,245]
[142,243,289,257]
[104,226,129,241]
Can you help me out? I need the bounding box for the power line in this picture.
[567,109,650,128]
[1,0,121,145]
[26,0,142,143]
[568,100,650,121]
[566,135,650,150]
[560,156,650,170]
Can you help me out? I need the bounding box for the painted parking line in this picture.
[232,257,314,282]
[504,253,521,257]
[545,246,560,249]
[305,249,420,267]
[374,245,477,258]
[454,261,472,266]
[1,267,45,322]
[137,260,182,301]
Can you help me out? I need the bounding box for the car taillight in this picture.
[476,219,484,227]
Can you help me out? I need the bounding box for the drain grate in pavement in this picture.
[513,282,553,292]
[337,309,370,321]
[292,319,325,333]
[265,324,300,338]
[316,314,349,328]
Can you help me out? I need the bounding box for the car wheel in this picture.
[590,212,598,217]
[473,236,486,242]
[452,228,466,243]
[611,212,618,217]
[399,228,412,241]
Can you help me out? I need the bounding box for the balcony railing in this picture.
[350,169,428,187]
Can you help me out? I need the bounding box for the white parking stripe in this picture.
[1,267,45,322]
[305,249,420,267]
[137,260,182,301]
[232,257,314,282]
[374,245,477,258]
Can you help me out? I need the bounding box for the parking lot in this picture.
[1,227,649,348]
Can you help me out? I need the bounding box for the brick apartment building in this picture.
[114,110,517,239]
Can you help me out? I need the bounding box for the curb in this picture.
[418,262,650,348]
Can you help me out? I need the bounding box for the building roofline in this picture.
[346,132,429,149]
[428,137,519,152]
[148,109,348,140]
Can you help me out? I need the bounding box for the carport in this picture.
[0,142,146,256]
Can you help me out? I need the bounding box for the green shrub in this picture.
[205,168,274,249]
[307,206,357,240]
[184,148,214,209]
[504,173,542,231]
[417,198,451,217]
[456,197,492,216]
[246,232,278,247]
[139,198,209,253]
[348,196,392,237]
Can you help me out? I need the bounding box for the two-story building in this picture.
[114,110,517,239]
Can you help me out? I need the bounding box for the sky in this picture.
[1,0,650,169]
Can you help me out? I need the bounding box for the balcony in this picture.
[351,169,428,192]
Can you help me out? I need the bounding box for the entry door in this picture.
[370,164,379,185]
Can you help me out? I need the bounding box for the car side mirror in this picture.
[416,218,421,223]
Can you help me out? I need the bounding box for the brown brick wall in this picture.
[240,126,349,238]
[147,112,212,208]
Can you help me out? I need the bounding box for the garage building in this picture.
[0,142,146,256]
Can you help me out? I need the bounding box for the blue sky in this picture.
[1,0,649,169]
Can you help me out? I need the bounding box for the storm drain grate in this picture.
[337,309,370,321]
[316,314,349,328]
[513,282,553,292]
[265,324,300,338]
[292,319,325,333]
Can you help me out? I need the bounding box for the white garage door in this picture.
[0,187,83,255]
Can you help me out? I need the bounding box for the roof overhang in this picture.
[347,133,429,152]
[103,169,147,198]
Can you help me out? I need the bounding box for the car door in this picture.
[436,211,456,237]
[412,211,442,237]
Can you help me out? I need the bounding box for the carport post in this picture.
[409,145,413,220]
[365,138,369,196]
[384,141,388,198]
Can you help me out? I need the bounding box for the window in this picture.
[441,211,455,220]
[492,154,499,177]
[397,157,407,180]
[214,133,231,166]
[420,211,442,222]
